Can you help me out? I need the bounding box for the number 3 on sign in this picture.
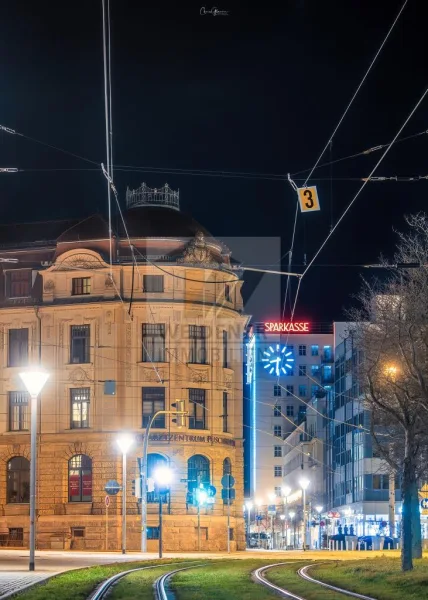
[298,186,320,212]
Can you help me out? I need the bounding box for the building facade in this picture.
[0,184,248,551]
[245,321,333,501]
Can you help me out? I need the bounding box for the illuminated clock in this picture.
[262,344,294,376]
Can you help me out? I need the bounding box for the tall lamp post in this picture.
[19,369,50,572]
[289,511,296,548]
[300,478,310,551]
[116,434,134,555]
[280,514,285,548]
[282,486,291,549]
[153,466,173,558]
[255,499,262,548]
[315,505,323,550]
[245,501,253,548]
[268,493,276,549]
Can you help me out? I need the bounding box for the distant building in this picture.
[0,184,249,551]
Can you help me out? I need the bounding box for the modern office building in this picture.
[0,183,249,551]
[245,321,334,502]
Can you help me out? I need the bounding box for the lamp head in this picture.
[282,486,291,497]
[153,466,173,486]
[315,505,323,514]
[245,501,253,511]
[116,433,134,454]
[19,368,49,398]
[280,514,285,520]
[289,511,295,519]
[299,477,310,491]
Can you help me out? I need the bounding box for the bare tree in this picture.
[349,213,428,571]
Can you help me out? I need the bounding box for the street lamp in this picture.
[245,501,253,549]
[280,514,286,549]
[153,466,173,559]
[196,487,208,551]
[315,505,323,550]
[268,493,276,549]
[282,486,291,549]
[116,434,134,555]
[289,511,296,548]
[300,478,310,551]
[255,499,263,548]
[19,368,50,572]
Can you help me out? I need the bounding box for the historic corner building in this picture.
[0,183,249,551]
[244,321,334,501]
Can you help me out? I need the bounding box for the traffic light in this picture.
[171,399,186,428]
[131,479,136,496]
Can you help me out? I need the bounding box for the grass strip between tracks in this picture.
[108,564,183,600]
[12,559,192,600]
[262,562,347,600]
[312,557,428,600]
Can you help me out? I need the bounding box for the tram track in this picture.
[155,564,206,600]
[254,561,378,600]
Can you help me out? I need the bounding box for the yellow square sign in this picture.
[298,186,320,212]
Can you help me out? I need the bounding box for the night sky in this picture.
[1,1,427,321]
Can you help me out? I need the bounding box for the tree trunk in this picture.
[401,432,416,571]
[410,479,422,559]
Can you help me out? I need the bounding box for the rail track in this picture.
[89,561,201,600]
[254,562,378,600]
[155,564,206,600]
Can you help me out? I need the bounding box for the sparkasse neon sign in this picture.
[264,321,310,333]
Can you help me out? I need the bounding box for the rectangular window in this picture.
[275,486,282,497]
[9,392,29,431]
[299,365,306,376]
[273,425,282,438]
[311,384,319,397]
[189,325,207,364]
[274,466,282,477]
[7,270,31,298]
[71,527,85,538]
[274,445,282,458]
[311,365,320,376]
[142,323,165,362]
[273,404,281,417]
[222,392,228,433]
[223,330,228,368]
[286,405,294,417]
[8,329,29,367]
[287,367,294,376]
[142,387,166,428]
[298,345,306,356]
[189,388,206,429]
[323,345,332,360]
[224,284,231,302]
[70,325,90,364]
[286,385,294,397]
[70,388,90,429]
[72,277,91,295]
[143,275,164,292]
[311,345,319,356]
[147,527,160,540]
[8,528,24,546]
[298,385,307,397]
[195,526,209,540]
[274,385,281,397]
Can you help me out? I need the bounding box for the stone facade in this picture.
[0,207,248,551]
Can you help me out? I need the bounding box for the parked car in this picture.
[357,535,394,550]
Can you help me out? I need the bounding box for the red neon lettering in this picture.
[263,321,310,333]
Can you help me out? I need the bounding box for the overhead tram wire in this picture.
[290,84,428,322]
[301,0,408,188]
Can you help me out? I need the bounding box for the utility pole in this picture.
[389,470,396,539]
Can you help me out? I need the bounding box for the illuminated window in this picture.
[273,425,282,438]
[187,455,210,492]
[68,455,92,502]
[311,365,320,376]
[8,329,28,367]
[311,385,319,397]
[147,527,160,540]
[9,392,29,431]
[70,388,90,429]
[142,324,165,362]
[298,385,307,397]
[7,457,30,503]
[72,277,91,295]
[311,345,319,356]
[298,345,306,356]
[274,466,282,477]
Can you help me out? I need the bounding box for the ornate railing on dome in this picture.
[125,183,180,211]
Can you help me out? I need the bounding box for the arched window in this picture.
[7,457,30,503]
[187,455,210,492]
[68,455,92,502]
[223,457,232,476]
[147,453,167,503]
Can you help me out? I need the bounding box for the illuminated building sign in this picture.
[264,321,310,333]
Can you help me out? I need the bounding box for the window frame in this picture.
[273,385,281,397]
[70,388,90,429]
[8,328,29,367]
[298,344,307,356]
[7,270,31,298]
[7,457,30,504]
[273,404,281,417]
[143,274,164,292]
[298,365,307,376]
[8,392,29,431]
[142,387,166,428]
[68,454,92,503]
[273,425,282,438]
[298,384,307,397]
[187,454,210,492]
[222,392,229,433]
[142,323,166,362]
[72,277,91,296]
[70,325,90,364]
[222,330,228,368]
[189,388,206,429]
[189,325,207,364]
[286,405,294,417]
[286,385,294,397]
[274,445,282,458]
[274,465,282,477]
[311,344,319,356]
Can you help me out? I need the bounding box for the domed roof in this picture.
[119,205,212,239]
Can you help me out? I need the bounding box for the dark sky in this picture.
[1,0,427,321]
